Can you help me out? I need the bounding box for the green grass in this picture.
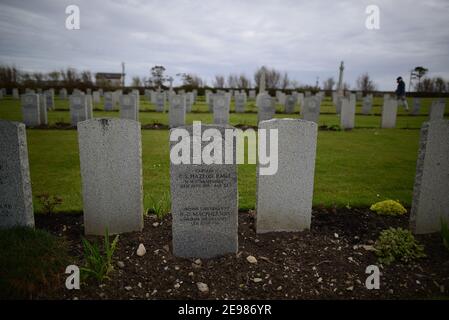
[0,227,70,299]
[0,95,440,212]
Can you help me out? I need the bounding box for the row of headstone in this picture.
[170,119,318,257]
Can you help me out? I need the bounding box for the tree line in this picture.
[1,64,448,93]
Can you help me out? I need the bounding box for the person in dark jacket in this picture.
[395,76,409,111]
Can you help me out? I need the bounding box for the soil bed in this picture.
[37,208,449,300]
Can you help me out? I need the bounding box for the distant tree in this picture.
[213,75,225,88]
[322,77,335,91]
[150,65,167,88]
[237,74,251,89]
[0,65,20,87]
[60,68,80,87]
[32,72,45,86]
[280,72,290,90]
[356,73,377,94]
[411,66,428,88]
[434,77,447,93]
[47,71,61,84]
[416,77,435,92]
[226,74,239,88]
[180,73,203,88]
[254,66,283,90]
[131,76,142,87]
[80,70,93,86]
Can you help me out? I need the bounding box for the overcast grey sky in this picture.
[0,0,448,90]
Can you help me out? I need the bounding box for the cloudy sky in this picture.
[0,0,448,90]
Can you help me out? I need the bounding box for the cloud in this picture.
[0,0,448,89]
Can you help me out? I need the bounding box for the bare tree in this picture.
[322,77,335,91]
[416,77,435,92]
[280,72,290,90]
[434,77,447,93]
[237,74,251,89]
[356,73,377,94]
[80,70,93,86]
[181,73,204,88]
[227,74,239,88]
[0,65,20,87]
[254,66,282,90]
[131,76,142,87]
[213,75,225,88]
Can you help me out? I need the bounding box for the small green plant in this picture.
[148,193,171,219]
[441,218,449,251]
[81,229,119,283]
[374,227,426,265]
[370,200,407,216]
[36,193,63,214]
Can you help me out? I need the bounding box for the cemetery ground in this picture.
[0,96,448,300]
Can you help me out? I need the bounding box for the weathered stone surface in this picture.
[92,91,101,104]
[170,124,238,258]
[169,94,186,128]
[340,94,356,129]
[154,92,165,112]
[381,98,398,128]
[301,96,321,124]
[410,120,449,234]
[78,118,143,235]
[38,94,48,125]
[411,98,421,115]
[86,94,93,119]
[213,94,230,124]
[104,92,114,111]
[284,95,297,114]
[361,95,373,115]
[0,120,34,228]
[256,119,317,233]
[120,94,138,121]
[234,93,246,113]
[21,93,40,127]
[256,93,275,123]
[70,94,88,126]
[429,99,446,121]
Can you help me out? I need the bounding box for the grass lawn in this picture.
[0,95,443,213]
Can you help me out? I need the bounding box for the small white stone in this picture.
[117,261,125,268]
[125,286,132,291]
[346,286,354,291]
[174,283,181,289]
[137,243,146,257]
[194,258,202,265]
[334,233,339,238]
[276,286,282,291]
[188,272,194,277]
[152,222,159,227]
[253,278,263,283]
[246,255,257,264]
[197,282,209,293]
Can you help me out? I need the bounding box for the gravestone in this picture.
[70,94,88,126]
[169,94,186,128]
[38,94,48,125]
[356,91,363,101]
[305,91,311,97]
[361,95,373,115]
[249,90,256,99]
[86,94,93,119]
[381,98,398,128]
[0,120,34,228]
[99,89,103,97]
[284,94,297,114]
[256,93,275,123]
[429,99,446,121]
[120,94,138,121]
[12,88,19,99]
[59,88,68,100]
[86,88,92,95]
[410,120,449,234]
[21,94,40,127]
[170,124,238,258]
[340,94,356,129]
[185,92,194,113]
[45,90,54,110]
[411,98,421,115]
[335,95,343,114]
[234,93,246,113]
[256,119,317,233]
[155,92,165,112]
[92,91,101,104]
[104,92,113,111]
[78,118,143,235]
[213,94,230,124]
[301,96,321,124]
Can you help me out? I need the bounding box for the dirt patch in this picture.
[35,208,449,300]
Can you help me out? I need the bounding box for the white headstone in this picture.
[78,118,143,235]
[429,99,446,121]
[0,120,34,228]
[21,94,40,127]
[38,94,48,125]
[169,94,186,128]
[301,96,321,124]
[340,94,356,129]
[256,93,275,123]
[381,98,398,128]
[256,119,318,233]
[70,94,88,126]
[410,120,449,234]
[120,94,138,121]
[213,94,230,124]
